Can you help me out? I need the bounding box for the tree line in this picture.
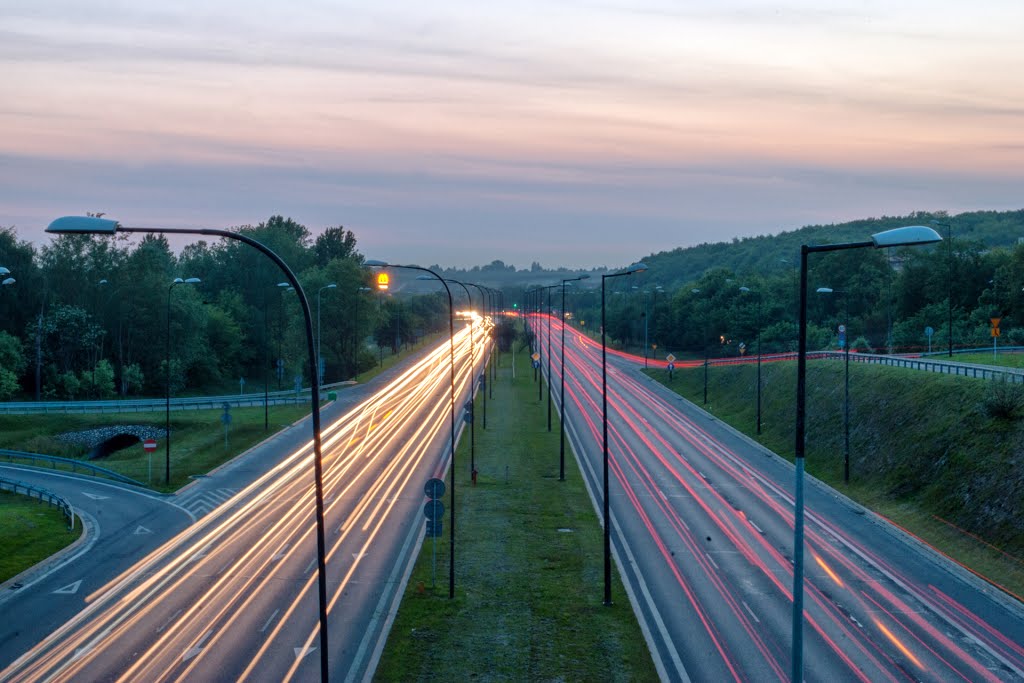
[0,217,451,400]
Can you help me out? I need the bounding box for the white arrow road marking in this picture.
[182,630,213,662]
[52,580,82,594]
[81,492,109,501]
[272,543,290,562]
[294,646,316,660]
[133,525,152,535]
[71,644,93,661]
[352,552,366,561]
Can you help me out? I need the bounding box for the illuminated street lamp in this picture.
[560,274,589,481]
[47,216,333,682]
[368,261,458,599]
[792,226,941,681]
[602,262,647,605]
[167,276,201,485]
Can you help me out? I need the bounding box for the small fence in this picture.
[0,449,145,487]
[0,380,353,415]
[0,477,76,530]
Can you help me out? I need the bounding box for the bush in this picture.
[979,379,1024,419]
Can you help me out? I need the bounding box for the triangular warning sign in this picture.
[134,526,152,535]
[53,580,82,594]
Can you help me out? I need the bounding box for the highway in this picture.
[1,318,490,682]
[534,313,1024,682]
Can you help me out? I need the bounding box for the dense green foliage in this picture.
[0,490,83,583]
[566,209,1024,359]
[0,220,452,400]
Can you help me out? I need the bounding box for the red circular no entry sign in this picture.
[143,438,157,452]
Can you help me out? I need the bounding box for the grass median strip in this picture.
[0,490,83,583]
[374,349,658,682]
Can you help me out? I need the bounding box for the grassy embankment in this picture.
[374,349,659,682]
[0,490,82,583]
[648,358,1024,599]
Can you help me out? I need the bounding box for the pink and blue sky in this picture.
[2,1,1022,268]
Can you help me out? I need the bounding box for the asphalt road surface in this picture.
[1,320,489,682]
[537,313,1024,682]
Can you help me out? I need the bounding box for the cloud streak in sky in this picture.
[1,1,1022,267]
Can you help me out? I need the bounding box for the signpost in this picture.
[991,318,1001,359]
[221,402,232,447]
[666,354,676,380]
[424,478,446,587]
[924,326,934,354]
[143,438,157,483]
[239,377,246,395]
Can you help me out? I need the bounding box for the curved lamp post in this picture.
[739,287,762,435]
[438,277,476,476]
[167,276,201,485]
[792,226,941,681]
[47,216,333,683]
[602,262,647,605]
[560,274,589,481]
[370,261,458,599]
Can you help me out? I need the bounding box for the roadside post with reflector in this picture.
[143,438,157,483]
[424,477,446,587]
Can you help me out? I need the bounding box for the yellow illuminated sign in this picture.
[376,273,390,290]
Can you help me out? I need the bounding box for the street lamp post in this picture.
[48,216,335,682]
[560,275,589,481]
[932,220,954,357]
[354,286,372,377]
[817,287,851,483]
[602,262,647,605]
[691,288,709,405]
[739,287,762,435]
[166,276,201,486]
[443,278,476,477]
[373,262,457,598]
[792,226,941,681]
[463,281,490,429]
[316,283,337,389]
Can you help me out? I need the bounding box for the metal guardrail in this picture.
[845,353,1024,382]
[0,476,76,530]
[0,449,146,487]
[0,381,352,415]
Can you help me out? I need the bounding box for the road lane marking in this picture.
[259,609,280,633]
[133,525,152,535]
[182,629,212,662]
[704,552,719,570]
[52,580,82,595]
[742,601,760,623]
[156,609,183,633]
[81,492,109,500]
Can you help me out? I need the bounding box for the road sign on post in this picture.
[424,477,446,587]
[143,439,157,452]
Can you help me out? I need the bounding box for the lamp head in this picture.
[816,287,834,294]
[2,277,14,286]
[172,277,184,284]
[0,267,10,276]
[870,226,942,248]
[47,216,119,234]
[364,259,388,267]
[326,283,337,289]
[739,286,751,293]
[184,277,201,284]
